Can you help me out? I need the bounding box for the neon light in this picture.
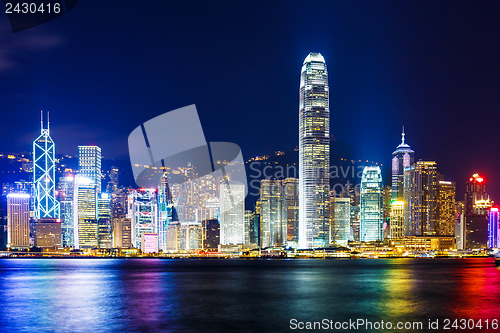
[491,208,499,212]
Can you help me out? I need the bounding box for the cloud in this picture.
[0,21,64,72]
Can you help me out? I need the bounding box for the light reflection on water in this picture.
[0,258,498,332]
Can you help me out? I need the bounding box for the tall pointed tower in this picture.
[33,111,60,218]
[391,127,414,201]
[299,52,330,249]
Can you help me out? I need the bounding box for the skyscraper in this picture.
[403,161,438,236]
[360,166,383,242]
[330,197,351,246]
[260,179,284,248]
[58,173,75,247]
[33,111,60,219]
[219,182,245,245]
[7,193,30,249]
[97,192,112,248]
[128,189,158,250]
[299,52,330,249]
[437,180,456,236]
[390,201,405,239]
[78,146,102,193]
[464,173,491,248]
[73,175,97,249]
[391,128,414,200]
[283,178,299,246]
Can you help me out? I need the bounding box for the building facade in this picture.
[33,112,60,219]
[219,183,245,245]
[299,52,330,249]
[360,166,383,242]
[7,193,30,249]
[330,197,350,246]
[391,129,414,200]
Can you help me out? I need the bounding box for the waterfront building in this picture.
[73,175,97,249]
[283,178,299,246]
[97,193,112,248]
[34,218,62,248]
[219,182,245,245]
[58,173,75,247]
[33,111,60,219]
[403,161,438,236]
[128,189,157,250]
[437,181,456,236]
[391,128,414,200]
[390,201,405,239]
[464,173,491,248]
[141,233,159,253]
[78,146,102,193]
[299,52,330,249]
[360,166,383,242]
[260,179,285,248]
[203,218,220,251]
[112,217,131,248]
[7,193,30,249]
[330,197,350,246]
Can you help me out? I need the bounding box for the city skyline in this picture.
[1,1,500,200]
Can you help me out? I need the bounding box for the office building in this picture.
[283,178,299,245]
[299,52,330,249]
[112,217,132,248]
[219,182,245,245]
[360,166,383,242]
[78,146,102,193]
[58,173,75,247]
[437,180,456,236]
[260,179,285,248]
[403,161,438,236]
[464,173,491,248]
[35,218,62,248]
[391,129,414,200]
[73,175,98,249]
[97,193,112,248]
[33,111,60,219]
[7,193,30,249]
[128,189,157,250]
[330,197,350,246]
[390,201,405,239]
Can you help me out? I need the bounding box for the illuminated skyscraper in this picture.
[219,182,245,245]
[283,178,299,246]
[488,207,499,248]
[97,193,112,248]
[128,189,158,250]
[391,128,414,200]
[403,161,438,236]
[158,175,174,252]
[58,173,75,247]
[299,52,330,249]
[390,201,405,239]
[330,197,350,246]
[73,175,97,249]
[78,146,102,193]
[7,193,30,249]
[260,179,285,248]
[33,111,60,219]
[360,167,383,242]
[464,173,491,248]
[437,180,456,236]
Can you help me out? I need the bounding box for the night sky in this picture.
[0,1,499,197]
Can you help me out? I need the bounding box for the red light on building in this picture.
[491,208,499,212]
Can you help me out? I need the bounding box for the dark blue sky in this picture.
[0,0,499,197]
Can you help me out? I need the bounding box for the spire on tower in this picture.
[401,126,405,145]
[47,111,50,132]
[40,110,43,130]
